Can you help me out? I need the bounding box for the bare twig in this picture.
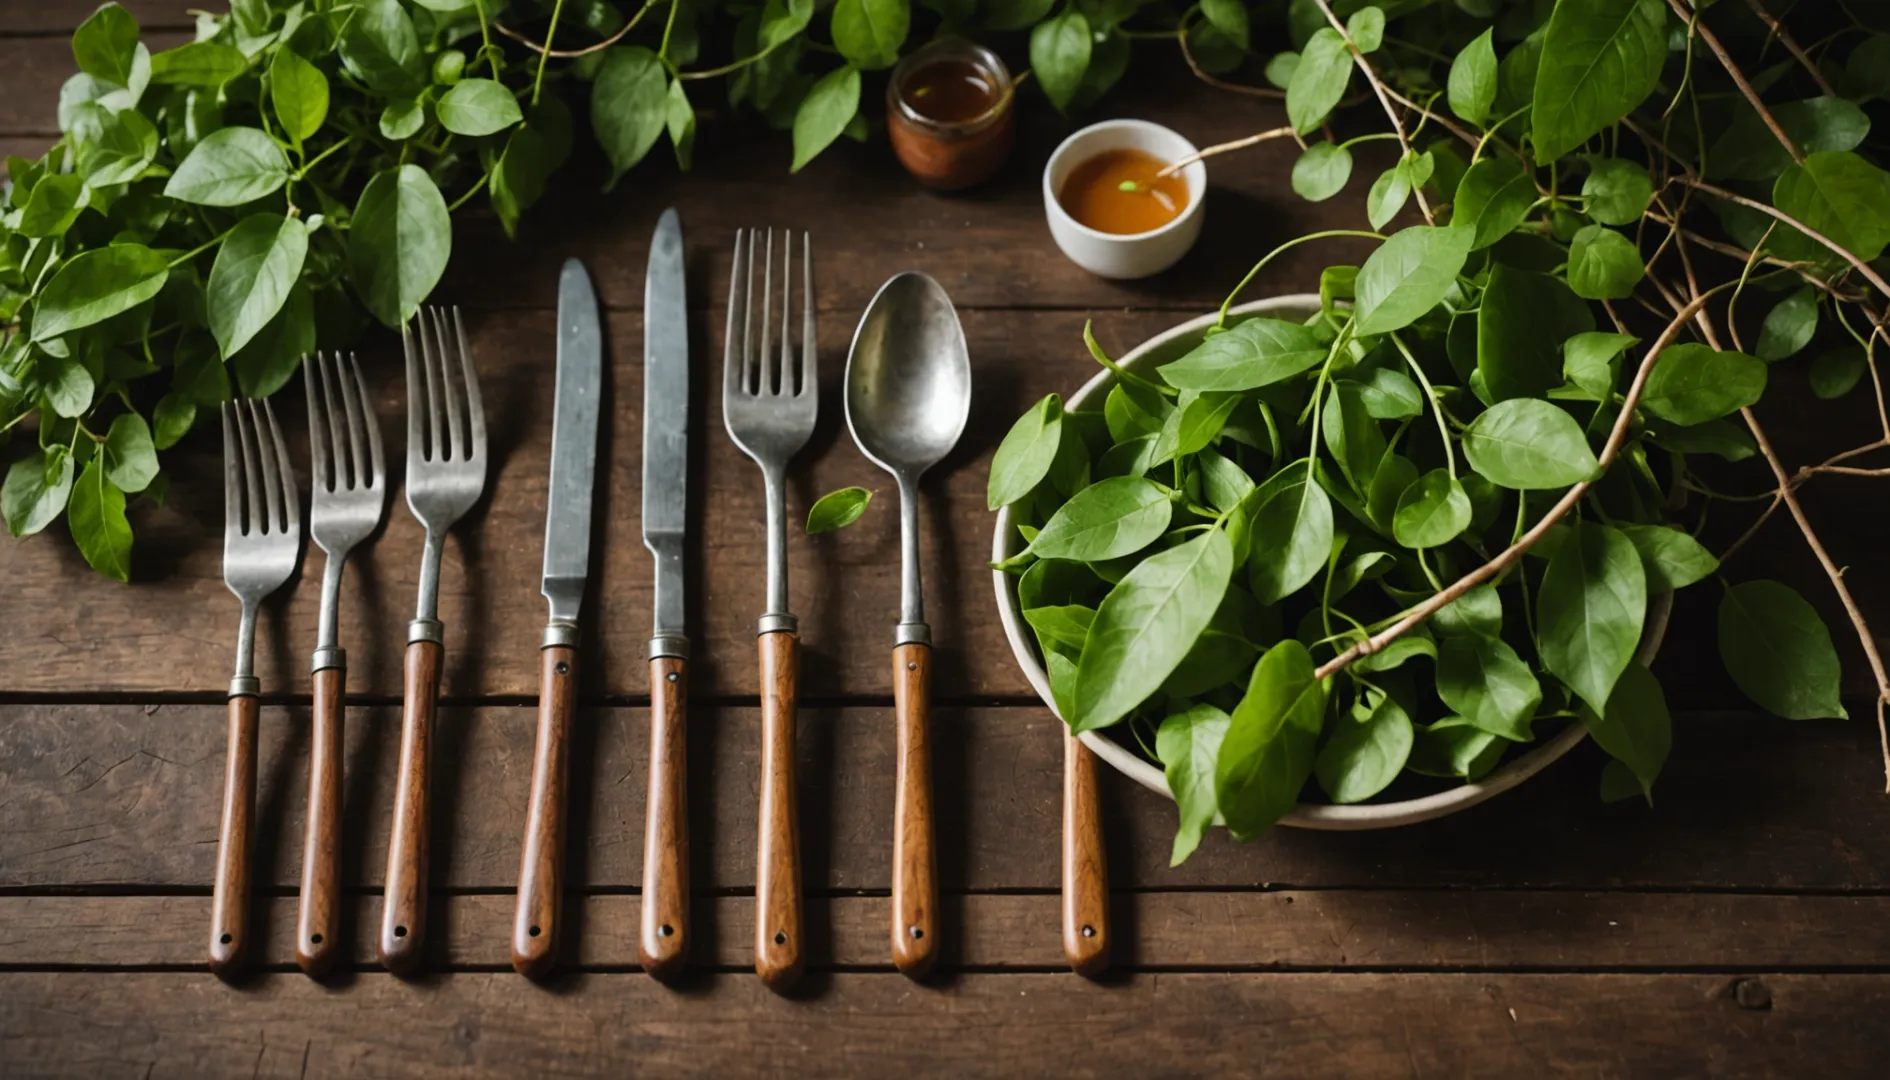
[1315,292,1715,680]
[1177,16,1285,98]
[1741,0,1838,97]
[1677,175,1890,305]
[496,0,653,58]
[1158,127,1298,177]
[1311,0,1434,223]
[1669,0,1805,164]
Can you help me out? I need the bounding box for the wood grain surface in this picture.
[4,3,1888,1073]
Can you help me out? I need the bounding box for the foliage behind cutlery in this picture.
[992,0,1881,864]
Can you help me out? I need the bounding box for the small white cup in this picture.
[1042,119,1207,280]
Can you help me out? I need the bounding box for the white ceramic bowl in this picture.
[991,295,1672,830]
[1043,119,1206,279]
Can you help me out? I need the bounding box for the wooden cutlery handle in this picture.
[891,642,939,979]
[209,694,259,975]
[381,639,441,974]
[1062,733,1110,978]
[755,631,803,991]
[514,644,577,978]
[296,665,345,977]
[641,655,690,981]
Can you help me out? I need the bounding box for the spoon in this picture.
[845,271,972,979]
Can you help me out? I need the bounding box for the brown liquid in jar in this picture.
[903,60,998,123]
[886,45,1015,191]
[1058,149,1191,235]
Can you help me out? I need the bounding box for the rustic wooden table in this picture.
[4,3,1890,1076]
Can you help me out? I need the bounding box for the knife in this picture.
[512,259,603,978]
[641,208,691,981]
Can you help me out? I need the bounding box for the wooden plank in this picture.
[0,1,190,35]
[1,971,1882,1078]
[3,704,1886,892]
[4,891,1889,971]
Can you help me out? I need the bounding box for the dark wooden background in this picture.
[3,2,1888,1076]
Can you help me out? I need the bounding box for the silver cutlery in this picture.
[513,259,603,979]
[297,351,387,978]
[381,307,487,974]
[722,227,817,991]
[843,272,972,978]
[210,399,303,975]
[641,208,692,981]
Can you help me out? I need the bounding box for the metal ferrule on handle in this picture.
[313,553,346,668]
[543,620,579,650]
[410,530,446,642]
[895,475,928,647]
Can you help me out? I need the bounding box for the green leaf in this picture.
[1408,717,1506,780]
[31,245,169,343]
[1158,703,1231,865]
[1215,640,1326,839]
[1029,475,1172,561]
[1196,448,1255,512]
[1479,263,1595,401]
[1292,142,1353,202]
[1718,580,1846,721]
[1030,10,1092,112]
[989,394,1063,509]
[1073,528,1233,733]
[74,105,158,187]
[1024,604,1094,652]
[1529,0,1666,164]
[73,3,140,88]
[1707,97,1871,183]
[172,332,230,405]
[1582,158,1653,225]
[164,127,290,206]
[1352,633,1437,675]
[1462,399,1598,489]
[206,213,308,359]
[3,449,75,537]
[1346,6,1384,53]
[1162,587,1267,697]
[832,0,910,71]
[103,412,157,494]
[1539,521,1645,715]
[1314,692,1412,804]
[1355,225,1474,335]
[806,485,873,533]
[1447,28,1497,127]
[229,281,313,397]
[17,174,90,238]
[338,0,425,96]
[1564,331,1637,399]
[67,456,131,582]
[151,41,248,88]
[1287,28,1352,134]
[39,354,95,418]
[1018,557,1107,611]
[1620,524,1717,592]
[1771,151,1890,263]
[791,65,861,172]
[1159,318,1327,392]
[1450,156,1536,251]
[152,393,195,450]
[1755,287,1817,363]
[760,0,816,49]
[1581,661,1670,804]
[1200,0,1250,51]
[1153,391,1240,465]
[1437,632,1543,741]
[1640,343,1766,426]
[1348,365,1422,420]
[666,78,696,170]
[1393,468,1472,549]
[1810,346,1866,400]
[1566,224,1644,300]
[437,77,523,137]
[269,48,328,146]
[1246,465,1334,604]
[1321,382,1386,495]
[1650,417,1755,462]
[593,47,669,188]
[347,164,452,328]
[1366,164,1410,231]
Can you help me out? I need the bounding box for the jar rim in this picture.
[887,40,1014,136]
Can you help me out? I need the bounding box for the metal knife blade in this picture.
[642,208,689,658]
[541,258,603,638]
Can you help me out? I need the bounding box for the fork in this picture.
[297,351,386,978]
[723,228,817,991]
[381,307,487,975]
[210,399,302,976]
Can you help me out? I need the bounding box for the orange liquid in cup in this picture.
[1057,148,1190,235]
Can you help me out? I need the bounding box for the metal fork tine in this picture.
[780,231,795,396]
[403,324,424,467]
[761,228,776,395]
[743,229,759,396]
[432,308,468,462]
[249,400,285,535]
[420,309,446,460]
[222,402,241,537]
[318,352,349,490]
[724,230,746,404]
[304,356,330,495]
[800,232,816,398]
[236,400,263,536]
[335,351,369,488]
[351,353,385,489]
[265,397,297,532]
[452,308,484,461]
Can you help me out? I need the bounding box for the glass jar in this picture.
[885,40,1016,191]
